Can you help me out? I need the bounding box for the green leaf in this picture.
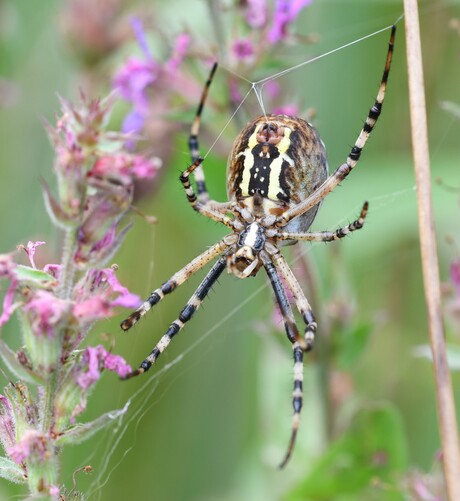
[0,457,26,484]
[14,265,57,288]
[287,404,409,501]
[0,339,44,385]
[337,321,373,370]
[56,403,129,445]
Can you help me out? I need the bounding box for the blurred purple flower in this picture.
[113,17,190,139]
[8,429,47,465]
[113,58,159,117]
[245,0,268,28]
[271,103,300,116]
[268,0,313,43]
[166,33,191,73]
[451,260,460,298]
[232,38,255,62]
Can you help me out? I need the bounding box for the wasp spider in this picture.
[121,26,395,468]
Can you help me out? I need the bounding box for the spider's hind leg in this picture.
[262,253,305,468]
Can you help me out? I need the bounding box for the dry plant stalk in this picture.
[403,1,460,499]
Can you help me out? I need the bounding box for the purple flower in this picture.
[268,0,313,44]
[113,18,190,140]
[24,291,70,338]
[245,0,268,28]
[271,103,300,116]
[77,345,132,389]
[43,263,61,279]
[103,352,132,378]
[166,33,191,73]
[0,253,15,278]
[49,485,60,498]
[18,241,46,269]
[73,267,140,321]
[0,279,18,327]
[8,429,47,465]
[232,39,255,62]
[113,57,159,117]
[91,153,161,182]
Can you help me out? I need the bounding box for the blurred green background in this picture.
[1,0,460,499]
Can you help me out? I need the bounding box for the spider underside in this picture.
[120,26,395,468]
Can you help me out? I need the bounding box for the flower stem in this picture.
[57,227,78,300]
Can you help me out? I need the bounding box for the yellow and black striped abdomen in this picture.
[226,114,328,232]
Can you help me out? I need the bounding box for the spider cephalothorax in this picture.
[120,26,395,468]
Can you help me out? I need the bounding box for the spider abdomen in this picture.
[226,114,328,232]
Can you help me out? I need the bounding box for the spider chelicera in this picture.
[120,25,395,468]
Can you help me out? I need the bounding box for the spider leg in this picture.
[188,62,217,203]
[120,239,229,331]
[263,255,305,468]
[270,252,317,351]
[180,159,237,229]
[122,254,227,379]
[277,201,368,242]
[276,26,395,227]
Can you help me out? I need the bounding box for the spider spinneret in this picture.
[120,25,396,468]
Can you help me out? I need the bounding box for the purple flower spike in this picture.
[268,0,313,44]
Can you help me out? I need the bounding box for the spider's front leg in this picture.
[120,239,229,331]
[276,25,395,227]
[122,253,229,379]
[188,62,217,203]
[179,158,236,229]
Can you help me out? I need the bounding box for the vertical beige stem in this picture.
[403,1,460,498]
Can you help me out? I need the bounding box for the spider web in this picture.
[83,4,458,496]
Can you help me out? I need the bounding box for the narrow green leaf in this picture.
[56,403,130,445]
[0,339,44,385]
[14,265,57,288]
[0,457,26,484]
